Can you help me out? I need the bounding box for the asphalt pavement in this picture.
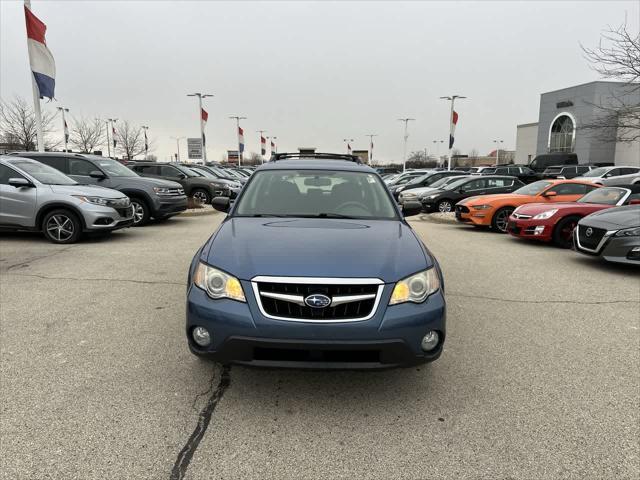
[1,214,638,479]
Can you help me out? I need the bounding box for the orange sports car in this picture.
[454,179,600,232]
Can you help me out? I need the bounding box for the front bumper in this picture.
[574,230,640,265]
[507,217,553,242]
[153,195,188,217]
[186,282,446,369]
[455,205,493,226]
[81,204,134,231]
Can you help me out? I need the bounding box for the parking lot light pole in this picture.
[56,107,69,152]
[141,126,149,160]
[171,136,185,162]
[107,118,118,158]
[432,140,444,166]
[365,134,377,165]
[397,118,415,172]
[440,95,466,170]
[493,139,504,164]
[229,116,247,166]
[187,93,213,161]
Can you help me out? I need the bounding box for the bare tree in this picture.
[0,96,58,150]
[468,148,479,160]
[580,19,640,142]
[114,120,149,159]
[69,117,104,153]
[406,150,437,169]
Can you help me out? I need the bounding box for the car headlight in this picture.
[72,195,110,206]
[615,227,640,237]
[193,262,246,302]
[532,209,558,220]
[471,204,492,210]
[153,187,174,196]
[389,268,440,305]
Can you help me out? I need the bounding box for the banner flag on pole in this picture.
[112,126,117,149]
[63,118,69,143]
[271,139,276,153]
[238,127,245,153]
[201,108,208,146]
[260,135,266,155]
[347,143,352,154]
[24,4,55,99]
[449,111,459,149]
[144,130,148,152]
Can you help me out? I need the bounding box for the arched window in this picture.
[549,114,575,152]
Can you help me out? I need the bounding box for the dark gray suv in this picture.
[10,152,188,226]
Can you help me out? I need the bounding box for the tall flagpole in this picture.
[229,115,246,166]
[105,120,111,157]
[142,125,149,160]
[397,118,415,172]
[24,0,44,152]
[257,130,267,163]
[366,134,377,165]
[440,95,466,170]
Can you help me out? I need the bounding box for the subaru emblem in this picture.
[586,227,593,237]
[304,294,331,308]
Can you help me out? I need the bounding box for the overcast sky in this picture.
[1,0,638,163]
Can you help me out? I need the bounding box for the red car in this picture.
[507,185,640,248]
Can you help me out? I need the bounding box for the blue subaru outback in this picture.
[186,153,446,368]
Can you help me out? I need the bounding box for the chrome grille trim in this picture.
[251,276,385,323]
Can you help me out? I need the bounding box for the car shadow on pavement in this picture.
[567,253,640,275]
[0,229,132,244]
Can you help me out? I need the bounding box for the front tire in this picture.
[130,197,150,226]
[437,199,453,213]
[191,189,211,206]
[491,207,514,233]
[42,209,82,244]
[553,215,581,248]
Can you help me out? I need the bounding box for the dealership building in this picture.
[515,81,639,166]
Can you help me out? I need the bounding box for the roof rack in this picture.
[270,152,362,163]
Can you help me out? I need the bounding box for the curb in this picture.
[413,213,458,225]
[179,209,220,217]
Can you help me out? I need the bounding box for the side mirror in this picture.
[178,174,187,179]
[402,201,423,217]
[8,177,33,188]
[89,170,106,179]
[211,196,230,213]
[543,190,557,197]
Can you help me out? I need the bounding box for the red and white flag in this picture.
[24,4,55,99]
[271,139,276,154]
[238,126,245,153]
[260,135,266,155]
[201,108,208,146]
[347,143,352,154]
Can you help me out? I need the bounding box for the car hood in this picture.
[108,176,183,189]
[580,205,640,229]
[459,193,528,206]
[48,184,127,198]
[201,218,430,282]
[515,202,607,215]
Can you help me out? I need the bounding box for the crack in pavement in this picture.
[448,292,639,305]
[170,365,231,480]
[3,245,76,272]
[4,272,184,287]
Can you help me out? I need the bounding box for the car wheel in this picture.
[130,197,150,226]
[42,209,82,244]
[552,215,581,248]
[491,207,514,233]
[191,189,211,205]
[437,200,453,213]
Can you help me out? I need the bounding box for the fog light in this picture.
[421,331,439,352]
[534,226,545,236]
[627,246,640,261]
[192,326,211,347]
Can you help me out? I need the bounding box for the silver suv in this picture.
[0,156,134,243]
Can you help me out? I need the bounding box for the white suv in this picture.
[0,156,134,243]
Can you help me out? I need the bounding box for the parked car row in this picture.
[402,173,639,266]
[0,152,256,244]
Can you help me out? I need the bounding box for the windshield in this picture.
[406,173,433,186]
[577,187,627,205]
[235,170,398,219]
[513,180,553,195]
[544,167,562,174]
[481,168,496,174]
[431,175,465,189]
[95,159,138,177]
[9,160,76,185]
[581,167,610,177]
